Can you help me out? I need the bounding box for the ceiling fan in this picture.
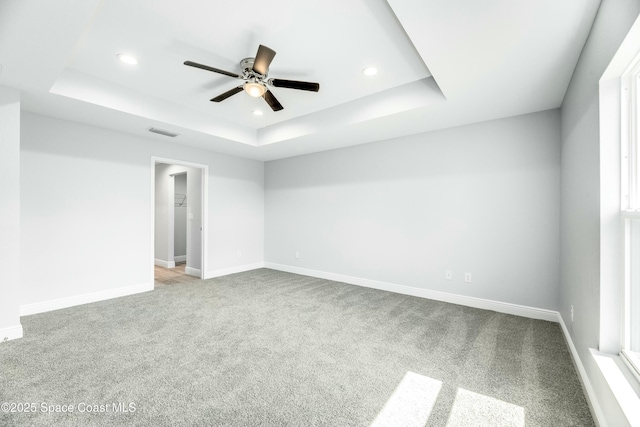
[184,45,320,112]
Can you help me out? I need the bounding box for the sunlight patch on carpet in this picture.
[446,387,524,427]
[370,371,442,427]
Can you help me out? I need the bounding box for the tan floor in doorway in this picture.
[154,262,200,285]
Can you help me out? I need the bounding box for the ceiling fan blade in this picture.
[262,90,283,111]
[270,79,320,92]
[184,61,240,78]
[253,45,276,75]
[210,86,244,102]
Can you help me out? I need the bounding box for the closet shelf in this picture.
[174,193,187,208]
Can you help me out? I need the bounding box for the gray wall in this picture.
[266,110,561,310]
[154,163,171,265]
[560,0,640,424]
[0,86,21,340]
[20,112,264,306]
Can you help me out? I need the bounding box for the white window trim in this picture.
[620,51,640,380]
[621,349,640,384]
[596,12,640,427]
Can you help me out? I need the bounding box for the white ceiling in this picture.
[0,0,600,161]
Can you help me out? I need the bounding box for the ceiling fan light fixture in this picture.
[244,81,267,97]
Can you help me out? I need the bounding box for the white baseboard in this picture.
[20,282,154,316]
[205,262,265,279]
[558,315,605,427]
[0,324,24,342]
[264,263,559,322]
[154,258,175,268]
[185,266,202,277]
[174,255,186,263]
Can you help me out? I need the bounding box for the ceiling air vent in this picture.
[148,127,179,138]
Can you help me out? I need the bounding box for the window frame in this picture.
[621,57,640,381]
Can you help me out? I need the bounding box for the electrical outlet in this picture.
[571,305,574,323]
[445,270,452,280]
[237,250,241,258]
[464,273,472,283]
[295,251,300,259]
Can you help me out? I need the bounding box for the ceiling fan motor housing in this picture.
[240,57,266,81]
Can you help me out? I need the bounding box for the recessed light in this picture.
[117,53,138,65]
[362,66,378,76]
[252,110,263,116]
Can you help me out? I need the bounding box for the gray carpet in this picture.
[0,269,594,426]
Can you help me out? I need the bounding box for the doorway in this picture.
[152,158,208,286]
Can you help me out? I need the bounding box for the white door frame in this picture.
[151,156,208,283]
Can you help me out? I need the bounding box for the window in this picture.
[596,15,640,425]
[621,60,640,380]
